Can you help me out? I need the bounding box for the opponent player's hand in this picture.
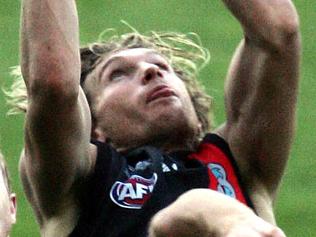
[224,216,286,237]
[148,189,286,237]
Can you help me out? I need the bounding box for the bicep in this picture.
[223,38,300,195]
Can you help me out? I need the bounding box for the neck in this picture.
[115,133,201,154]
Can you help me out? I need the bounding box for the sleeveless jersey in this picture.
[69,133,254,237]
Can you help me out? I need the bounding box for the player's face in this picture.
[0,171,16,237]
[85,48,200,150]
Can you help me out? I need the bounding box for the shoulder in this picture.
[200,124,231,155]
[211,123,228,140]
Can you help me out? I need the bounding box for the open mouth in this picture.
[146,85,177,104]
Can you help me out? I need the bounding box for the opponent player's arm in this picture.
[217,0,300,203]
[20,0,93,224]
[149,189,286,237]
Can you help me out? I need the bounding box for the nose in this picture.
[141,63,163,84]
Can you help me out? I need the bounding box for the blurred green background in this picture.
[0,1,315,236]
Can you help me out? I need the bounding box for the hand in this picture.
[225,216,286,237]
[148,189,286,237]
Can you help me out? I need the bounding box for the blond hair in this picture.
[4,66,28,115]
[6,29,213,136]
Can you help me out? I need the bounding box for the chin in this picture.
[148,110,198,144]
[154,103,197,126]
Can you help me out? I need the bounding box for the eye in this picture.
[109,69,127,81]
[154,62,169,71]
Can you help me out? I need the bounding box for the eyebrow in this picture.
[100,56,124,72]
[98,56,127,82]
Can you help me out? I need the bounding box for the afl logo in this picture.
[110,173,158,209]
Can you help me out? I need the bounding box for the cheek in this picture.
[175,82,194,109]
[173,77,190,97]
[0,183,10,211]
[177,85,199,123]
[96,84,127,109]
[95,86,142,124]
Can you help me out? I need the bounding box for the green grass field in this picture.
[0,1,315,236]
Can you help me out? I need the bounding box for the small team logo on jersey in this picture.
[208,163,236,198]
[110,173,158,209]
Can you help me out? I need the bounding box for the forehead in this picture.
[0,167,8,194]
[108,48,162,59]
[100,48,167,68]
[0,159,9,193]
[0,159,5,177]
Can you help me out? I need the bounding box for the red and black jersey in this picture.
[69,134,254,237]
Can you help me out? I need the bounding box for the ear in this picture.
[9,193,17,224]
[197,122,203,134]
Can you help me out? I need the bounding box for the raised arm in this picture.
[217,0,301,210]
[20,0,94,229]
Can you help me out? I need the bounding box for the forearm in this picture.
[21,0,80,96]
[222,0,299,49]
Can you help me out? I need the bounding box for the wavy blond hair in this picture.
[4,66,28,115]
[5,29,213,135]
